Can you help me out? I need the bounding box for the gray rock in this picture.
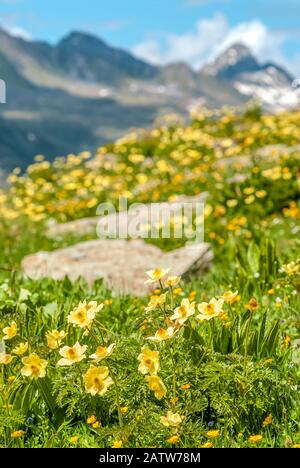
[22,239,213,296]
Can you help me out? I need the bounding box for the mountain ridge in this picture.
[0,27,297,172]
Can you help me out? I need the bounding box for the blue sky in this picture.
[0,0,300,73]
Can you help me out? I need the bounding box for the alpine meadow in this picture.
[0,104,299,448]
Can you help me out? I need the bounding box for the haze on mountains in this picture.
[0,27,296,173]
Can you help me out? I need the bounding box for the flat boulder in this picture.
[22,239,213,296]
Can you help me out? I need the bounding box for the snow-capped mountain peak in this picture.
[202,43,259,79]
[201,43,297,110]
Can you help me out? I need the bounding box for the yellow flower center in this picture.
[93,377,105,390]
[178,306,187,317]
[30,364,40,375]
[76,311,86,322]
[67,349,76,359]
[157,329,167,338]
[94,348,103,357]
[206,304,215,315]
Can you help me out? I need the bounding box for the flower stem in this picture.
[167,342,177,405]
[109,366,123,427]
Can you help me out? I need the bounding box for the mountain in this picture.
[0,29,297,173]
[56,32,159,83]
[202,43,296,108]
[202,43,261,79]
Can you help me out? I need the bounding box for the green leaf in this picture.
[18,288,31,302]
[248,330,258,356]
[262,320,280,356]
[247,241,261,275]
[43,301,58,318]
[257,312,267,356]
[36,378,57,416]
[183,325,205,346]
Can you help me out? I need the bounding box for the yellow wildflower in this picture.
[145,294,167,311]
[265,358,273,364]
[227,199,238,208]
[0,353,14,365]
[197,298,224,321]
[165,276,181,287]
[167,435,180,444]
[181,383,191,390]
[87,415,97,425]
[244,187,255,195]
[21,353,48,379]
[70,436,79,444]
[89,343,115,361]
[171,298,195,325]
[245,195,255,205]
[138,348,160,375]
[147,327,178,342]
[283,335,291,348]
[200,442,213,448]
[145,268,170,284]
[170,397,179,405]
[293,444,300,448]
[92,421,101,429]
[207,430,220,438]
[222,290,239,305]
[248,435,263,444]
[104,299,113,306]
[160,411,184,428]
[262,414,273,427]
[68,301,103,329]
[11,430,25,438]
[256,190,267,198]
[57,342,87,366]
[12,342,28,355]
[189,291,197,301]
[244,298,259,312]
[46,330,66,350]
[120,406,128,414]
[112,440,123,448]
[84,366,113,396]
[145,375,167,400]
[2,321,17,340]
[282,261,300,276]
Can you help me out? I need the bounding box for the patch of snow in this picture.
[234,81,299,110]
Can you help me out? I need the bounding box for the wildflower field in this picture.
[0,105,299,448]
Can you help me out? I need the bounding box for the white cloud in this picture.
[132,12,298,74]
[133,13,227,68]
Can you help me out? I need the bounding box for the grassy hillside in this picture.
[0,105,299,448]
